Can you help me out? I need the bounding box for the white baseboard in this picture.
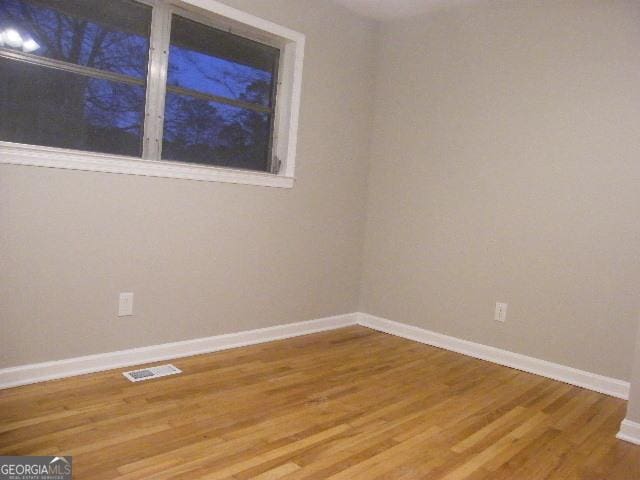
[0,313,358,390]
[355,313,630,400]
[1,311,631,402]
[617,419,640,445]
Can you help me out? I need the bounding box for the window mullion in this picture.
[142,0,172,161]
[0,48,145,86]
[164,84,273,114]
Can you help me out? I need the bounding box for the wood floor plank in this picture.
[0,326,637,479]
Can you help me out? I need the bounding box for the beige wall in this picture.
[0,0,376,367]
[2,0,640,387]
[360,0,640,380]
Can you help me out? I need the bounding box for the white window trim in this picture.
[0,0,305,189]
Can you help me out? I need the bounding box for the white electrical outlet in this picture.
[118,292,134,317]
[495,302,508,323]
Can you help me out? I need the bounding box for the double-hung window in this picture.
[0,0,304,187]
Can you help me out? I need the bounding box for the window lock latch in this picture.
[272,156,282,175]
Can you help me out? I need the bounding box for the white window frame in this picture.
[0,0,305,188]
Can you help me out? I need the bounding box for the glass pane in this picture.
[0,57,145,156]
[167,14,278,107]
[162,92,271,171]
[0,0,151,79]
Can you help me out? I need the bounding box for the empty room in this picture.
[1,0,639,478]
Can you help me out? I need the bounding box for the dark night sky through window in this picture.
[0,0,279,171]
[168,47,272,107]
[162,14,278,171]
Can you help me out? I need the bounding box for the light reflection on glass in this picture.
[0,28,40,52]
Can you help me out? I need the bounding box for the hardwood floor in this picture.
[1,326,638,479]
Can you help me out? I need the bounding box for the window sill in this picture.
[0,142,295,188]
